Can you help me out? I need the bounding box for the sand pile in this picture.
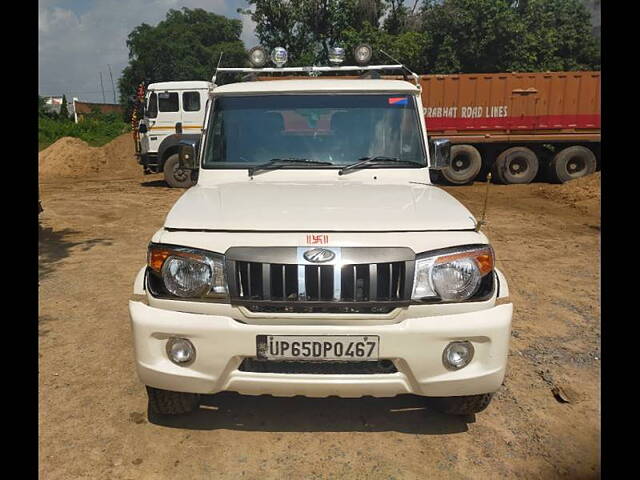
[39,134,142,182]
[535,172,600,216]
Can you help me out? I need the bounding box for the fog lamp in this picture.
[328,46,345,65]
[248,46,268,68]
[166,337,196,365]
[443,341,474,370]
[354,44,373,66]
[271,47,288,67]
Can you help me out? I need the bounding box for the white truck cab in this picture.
[129,47,512,418]
[137,80,212,187]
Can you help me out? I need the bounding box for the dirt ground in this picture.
[38,136,600,479]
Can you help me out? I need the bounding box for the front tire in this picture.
[146,386,200,415]
[427,393,494,416]
[163,153,195,188]
[493,147,539,184]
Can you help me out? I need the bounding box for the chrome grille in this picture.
[226,247,415,311]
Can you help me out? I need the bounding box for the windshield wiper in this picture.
[248,158,333,177]
[338,156,423,175]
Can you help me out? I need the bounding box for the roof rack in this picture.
[213,64,419,86]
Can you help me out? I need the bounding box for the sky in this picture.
[39,0,258,104]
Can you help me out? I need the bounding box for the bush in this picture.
[39,107,130,151]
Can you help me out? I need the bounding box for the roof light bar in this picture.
[215,64,404,74]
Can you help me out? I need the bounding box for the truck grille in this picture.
[225,247,415,313]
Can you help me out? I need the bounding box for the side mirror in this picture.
[178,142,198,170]
[429,138,451,170]
[138,123,148,134]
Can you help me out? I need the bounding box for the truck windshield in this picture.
[202,94,425,169]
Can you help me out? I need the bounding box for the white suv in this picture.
[129,59,512,417]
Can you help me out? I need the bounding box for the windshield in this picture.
[202,94,425,169]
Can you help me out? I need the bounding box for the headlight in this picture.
[147,244,227,299]
[412,245,494,302]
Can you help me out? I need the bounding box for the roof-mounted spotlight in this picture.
[271,47,288,68]
[248,46,268,68]
[353,44,373,66]
[328,46,345,65]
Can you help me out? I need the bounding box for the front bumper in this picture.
[129,300,512,398]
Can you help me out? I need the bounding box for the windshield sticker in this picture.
[388,97,408,106]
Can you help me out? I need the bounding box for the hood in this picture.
[164,181,477,232]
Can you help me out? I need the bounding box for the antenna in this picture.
[379,49,420,85]
[475,172,492,232]
[211,52,224,84]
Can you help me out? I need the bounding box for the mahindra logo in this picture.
[303,248,335,263]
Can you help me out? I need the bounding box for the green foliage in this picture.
[38,96,47,116]
[60,95,70,121]
[39,108,130,151]
[420,0,600,73]
[118,7,247,110]
[383,0,410,35]
[243,0,599,74]
[242,0,386,66]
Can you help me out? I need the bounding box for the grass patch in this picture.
[39,112,130,151]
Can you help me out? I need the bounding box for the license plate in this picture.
[256,335,379,361]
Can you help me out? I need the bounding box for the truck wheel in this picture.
[146,386,200,415]
[441,145,482,185]
[493,147,539,184]
[163,153,195,188]
[427,393,494,416]
[548,146,597,183]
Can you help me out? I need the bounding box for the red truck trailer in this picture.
[421,71,601,184]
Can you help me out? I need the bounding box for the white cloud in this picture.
[39,0,255,103]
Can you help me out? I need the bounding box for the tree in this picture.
[420,0,600,73]
[518,0,600,71]
[242,0,599,74]
[383,0,409,35]
[60,95,70,121]
[38,96,47,117]
[118,8,247,114]
[241,0,387,65]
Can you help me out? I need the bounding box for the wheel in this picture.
[163,153,195,188]
[427,393,494,416]
[440,145,482,185]
[493,147,539,184]
[146,386,200,415]
[548,146,597,183]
